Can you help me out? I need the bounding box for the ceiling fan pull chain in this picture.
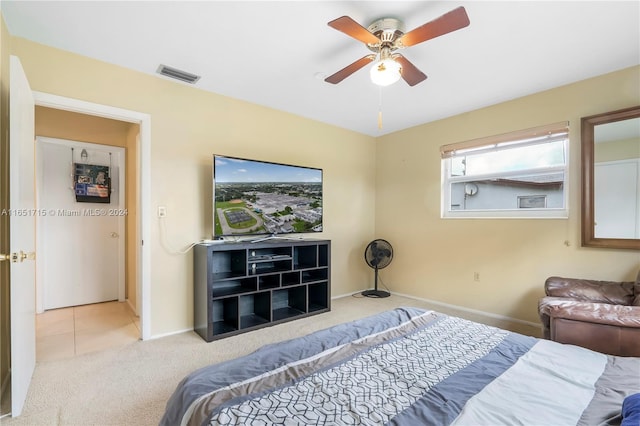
[378,87,383,130]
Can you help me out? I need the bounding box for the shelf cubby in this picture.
[248,246,292,261]
[211,249,246,280]
[211,297,239,335]
[240,292,271,329]
[308,282,329,313]
[302,268,328,283]
[282,271,301,286]
[294,245,318,269]
[211,277,257,298]
[272,286,307,321]
[258,274,280,290]
[318,244,329,267]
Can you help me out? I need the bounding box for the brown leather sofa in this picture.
[538,271,640,357]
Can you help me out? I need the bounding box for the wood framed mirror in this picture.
[581,106,640,249]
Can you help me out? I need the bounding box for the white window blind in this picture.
[440,122,569,159]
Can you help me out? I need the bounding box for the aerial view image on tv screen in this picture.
[213,155,323,237]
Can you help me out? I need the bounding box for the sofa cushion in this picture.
[634,270,640,306]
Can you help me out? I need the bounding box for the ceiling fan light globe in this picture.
[370,59,401,86]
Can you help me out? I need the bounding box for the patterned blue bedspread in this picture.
[161,308,640,426]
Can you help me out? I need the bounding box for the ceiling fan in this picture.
[325,6,470,87]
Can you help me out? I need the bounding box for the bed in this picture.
[161,307,640,425]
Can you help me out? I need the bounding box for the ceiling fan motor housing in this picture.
[325,7,469,86]
[366,18,405,52]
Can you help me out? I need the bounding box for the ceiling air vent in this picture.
[156,64,201,84]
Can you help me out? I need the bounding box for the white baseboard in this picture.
[331,290,364,299]
[390,291,540,329]
[148,328,194,341]
[333,289,540,330]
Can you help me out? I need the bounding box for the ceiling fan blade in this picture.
[324,55,376,84]
[328,16,381,45]
[395,55,427,86]
[397,6,470,48]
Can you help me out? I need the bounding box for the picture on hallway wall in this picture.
[74,163,111,203]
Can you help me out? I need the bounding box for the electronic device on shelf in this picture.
[212,155,323,240]
[248,255,272,261]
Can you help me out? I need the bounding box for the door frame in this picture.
[35,137,126,311]
[32,91,152,340]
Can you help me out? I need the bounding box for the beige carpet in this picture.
[2,294,541,426]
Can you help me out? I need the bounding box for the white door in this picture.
[36,137,125,310]
[7,56,36,417]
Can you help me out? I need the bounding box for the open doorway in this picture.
[34,107,140,360]
[32,91,151,344]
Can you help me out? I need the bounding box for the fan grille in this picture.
[364,239,393,269]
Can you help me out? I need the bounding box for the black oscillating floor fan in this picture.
[362,239,393,298]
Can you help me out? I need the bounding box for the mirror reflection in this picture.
[593,117,640,239]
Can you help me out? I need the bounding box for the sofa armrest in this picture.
[538,296,567,339]
[545,276,635,305]
[548,302,640,328]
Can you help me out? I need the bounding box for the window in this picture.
[441,122,569,218]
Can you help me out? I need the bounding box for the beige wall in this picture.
[376,66,640,324]
[125,125,139,312]
[11,38,376,336]
[7,34,640,335]
[34,107,139,312]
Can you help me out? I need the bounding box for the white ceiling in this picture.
[2,1,639,137]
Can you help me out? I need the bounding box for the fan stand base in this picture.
[361,289,391,298]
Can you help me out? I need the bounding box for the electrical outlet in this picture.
[473,272,480,282]
[158,206,167,218]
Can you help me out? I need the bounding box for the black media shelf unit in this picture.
[194,239,331,342]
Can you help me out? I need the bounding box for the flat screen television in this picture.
[213,155,323,239]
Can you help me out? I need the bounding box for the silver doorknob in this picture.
[110,232,119,238]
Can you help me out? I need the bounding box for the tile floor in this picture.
[36,301,140,362]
